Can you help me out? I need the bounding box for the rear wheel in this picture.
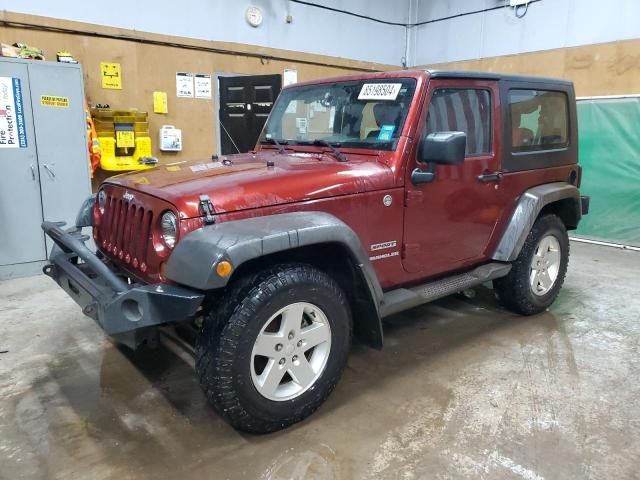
[195,263,351,433]
[494,214,569,315]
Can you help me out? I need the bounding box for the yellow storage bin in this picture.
[91,107,156,172]
[98,136,154,171]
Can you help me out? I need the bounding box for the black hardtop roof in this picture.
[426,69,573,86]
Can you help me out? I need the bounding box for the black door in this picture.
[219,74,282,154]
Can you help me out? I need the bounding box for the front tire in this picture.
[494,214,569,315]
[195,263,351,434]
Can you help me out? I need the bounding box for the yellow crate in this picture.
[98,136,155,171]
[134,122,149,135]
[93,109,148,121]
[93,119,115,135]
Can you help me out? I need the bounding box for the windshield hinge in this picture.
[199,195,215,225]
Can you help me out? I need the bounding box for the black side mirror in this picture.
[419,131,466,165]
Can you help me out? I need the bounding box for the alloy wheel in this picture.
[530,234,562,296]
[250,302,332,401]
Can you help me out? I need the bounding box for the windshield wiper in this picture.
[311,139,348,162]
[260,137,287,155]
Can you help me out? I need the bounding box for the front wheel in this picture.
[494,214,569,315]
[195,263,351,433]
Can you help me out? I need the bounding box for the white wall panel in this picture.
[1,0,410,65]
[4,0,640,67]
[412,0,640,66]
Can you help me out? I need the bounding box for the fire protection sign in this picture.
[0,77,27,148]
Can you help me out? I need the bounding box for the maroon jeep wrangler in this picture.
[43,70,589,433]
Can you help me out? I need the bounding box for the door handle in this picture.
[43,163,56,178]
[411,168,435,185]
[30,164,36,181]
[477,171,503,183]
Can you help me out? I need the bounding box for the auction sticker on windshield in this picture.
[358,83,402,101]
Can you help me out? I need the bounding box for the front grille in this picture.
[98,192,154,271]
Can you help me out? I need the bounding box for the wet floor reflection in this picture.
[3,287,556,479]
[3,243,640,479]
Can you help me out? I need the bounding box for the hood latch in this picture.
[199,194,215,225]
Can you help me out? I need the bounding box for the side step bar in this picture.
[380,262,512,317]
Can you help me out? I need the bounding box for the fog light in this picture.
[216,260,233,277]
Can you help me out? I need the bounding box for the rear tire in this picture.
[494,214,569,315]
[195,263,351,434]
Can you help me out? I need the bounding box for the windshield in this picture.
[260,78,417,151]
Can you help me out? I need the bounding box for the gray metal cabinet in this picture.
[0,58,91,279]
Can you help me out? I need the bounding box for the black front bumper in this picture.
[41,221,204,344]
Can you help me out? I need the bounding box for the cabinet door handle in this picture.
[43,163,56,178]
[30,164,36,181]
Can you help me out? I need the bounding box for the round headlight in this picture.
[160,211,178,248]
[97,189,107,214]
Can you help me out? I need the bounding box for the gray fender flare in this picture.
[165,210,384,305]
[75,194,96,227]
[492,182,581,262]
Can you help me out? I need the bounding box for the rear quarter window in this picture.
[509,89,569,152]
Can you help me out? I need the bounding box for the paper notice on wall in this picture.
[176,72,194,98]
[194,74,212,99]
[153,91,168,114]
[100,62,122,89]
[284,69,298,86]
[0,77,28,148]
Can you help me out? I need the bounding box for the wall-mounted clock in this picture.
[246,6,263,27]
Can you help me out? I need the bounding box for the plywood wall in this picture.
[420,38,640,98]
[5,10,638,176]
[0,11,393,173]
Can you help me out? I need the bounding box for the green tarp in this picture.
[575,97,640,246]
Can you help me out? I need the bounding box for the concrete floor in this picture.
[1,241,639,480]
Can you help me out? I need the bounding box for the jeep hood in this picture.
[105,151,394,218]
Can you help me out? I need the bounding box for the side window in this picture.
[509,89,569,152]
[425,88,492,156]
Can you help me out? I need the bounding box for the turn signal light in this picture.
[216,260,233,277]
